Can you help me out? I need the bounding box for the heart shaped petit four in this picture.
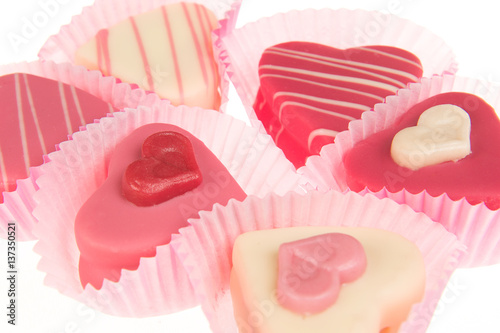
[75,2,220,110]
[75,123,246,289]
[0,73,116,202]
[254,41,423,167]
[230,227,425,332]
[344,92,500,210]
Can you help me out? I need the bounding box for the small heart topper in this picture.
[391,104,471,170]
[122,131,203,206]
[277,233,367,315]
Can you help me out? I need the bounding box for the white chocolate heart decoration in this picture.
[391,104,471,170]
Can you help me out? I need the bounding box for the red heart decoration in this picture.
[344,92,500,210]
[277,233,367,314]
[122,131,203,206]
[75,123,246,289]
[254,41,423,167]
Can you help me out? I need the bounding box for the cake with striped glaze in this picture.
[253,41,423,167]
[0,73,116,203]
[75,2,221,110]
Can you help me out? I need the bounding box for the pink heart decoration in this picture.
[277,233,367,314]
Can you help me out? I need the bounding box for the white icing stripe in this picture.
[14,74,30,175]
[308,128,339,151]
[23,74,48,155]
[267,46,421,72]
[58,82,73,135]
[276,92,374,114]
[0,144,10,191]
[275,101,360,147]
[70,85,86,126]
[260,73,385,102]
[260,65,399,93]
[275,124,286,147]
[266,47,418,84]
[108,103,114,114]
[357,47,423,70]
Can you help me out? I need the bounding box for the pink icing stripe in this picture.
[182,3,209,88]
[96,30,112,76]
[161,5,185,105]
[129,17,155,92]
[198,4,219,103]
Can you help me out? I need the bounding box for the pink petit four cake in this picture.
[253,41,424,168]
[343,92,500,210]
[230,227,425,333]
[75,122,246,289]
[75,2,221,110]
[0,73,116,202]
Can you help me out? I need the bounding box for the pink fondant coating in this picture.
[277,233,367,315]
[0,73,116,202]
[122,131,203,207]
[344,92,500,210]
[75,123,246,289]
[253,42,423,168]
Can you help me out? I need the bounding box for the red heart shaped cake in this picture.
[75,123,247,289]
[253,41,424,167]
[343,92,500,210]
[0,73,116,202]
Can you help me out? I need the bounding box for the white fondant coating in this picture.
[230,227,425,333]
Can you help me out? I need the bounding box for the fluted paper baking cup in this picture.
[215,8,458,129]
[31,103,304,317]
[0,60,167,241]
[38,0,242,112]
[300,74,500,268]
[172,190,466,333]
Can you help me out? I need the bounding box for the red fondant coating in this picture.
[344,92,500,210]
[254,42,423,167]
[75,123,246,289]
[122,131,203,206]
[0,73,116,202]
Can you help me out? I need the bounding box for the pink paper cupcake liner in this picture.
[37,0,242,112]
[172,190,466,333]
[299,74,500,268]
[215,8,458,130]
[0,60,168,241]
[31,103,305,317]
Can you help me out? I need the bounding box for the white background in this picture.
[1,0,500,332]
